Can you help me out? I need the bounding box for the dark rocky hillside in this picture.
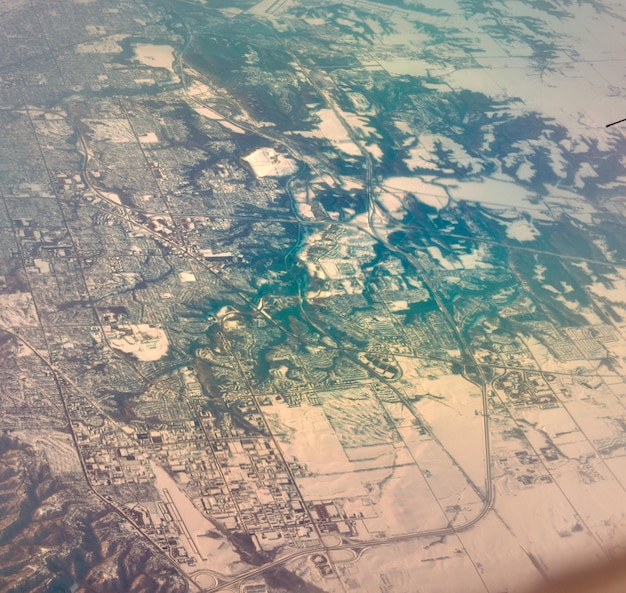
[0,437,186,593]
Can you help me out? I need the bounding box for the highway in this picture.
[188,30,498,592]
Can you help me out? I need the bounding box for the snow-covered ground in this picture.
[243,147,298,177]
[133,43,176,71]
[105,323,169,361]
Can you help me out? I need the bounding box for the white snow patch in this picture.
[382,177,449,209]
[133,44,176,72]
[179,271,196,283]
[505,218,540,242]
[138,132,159,144]
[298,108,361,157]
[106,323,168,361]
[243,147,298,177]
[0,293,38,328]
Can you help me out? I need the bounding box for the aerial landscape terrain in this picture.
[1,0,626,591]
